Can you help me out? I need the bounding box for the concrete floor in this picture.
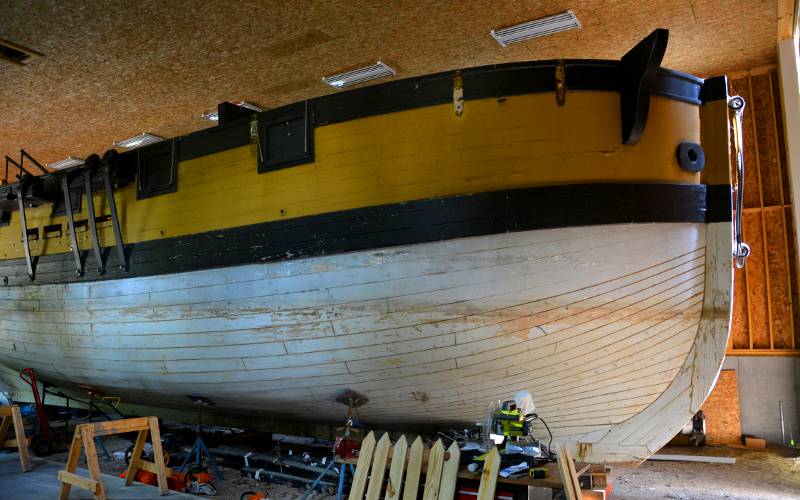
[611,445,800,500]
[0,451,196,500]
[5,442,799,499]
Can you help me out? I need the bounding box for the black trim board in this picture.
[700,76,729,103]
[179,119,252,161]
[706,184,733,223]
[0,183,728,287]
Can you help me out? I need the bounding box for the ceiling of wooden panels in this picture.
[0,0,779,165]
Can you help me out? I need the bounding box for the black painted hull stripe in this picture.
[0,183,730,287]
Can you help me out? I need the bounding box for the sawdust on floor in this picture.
[610,444,800,500]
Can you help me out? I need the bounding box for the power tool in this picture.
[492,401,528,438]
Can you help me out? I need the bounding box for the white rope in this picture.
[255,468,265,481]
[244,452,253,468]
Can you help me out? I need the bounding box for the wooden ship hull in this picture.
[0,31,734,462]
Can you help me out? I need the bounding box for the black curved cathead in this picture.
[620,28,669,145]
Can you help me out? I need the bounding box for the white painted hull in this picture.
[0,222,731,462]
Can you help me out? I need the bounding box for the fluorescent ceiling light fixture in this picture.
[201,101,263,122]
[201,110,219,122]
[322,61,396,88]
[46,156,84,170]
[113,132,165,150]
[236,101,262,112]
[491,10,580,47]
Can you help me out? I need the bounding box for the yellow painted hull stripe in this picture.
[0,92,699,260]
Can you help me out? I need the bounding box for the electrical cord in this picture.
[538,415,556,459]
[525,413,556,461]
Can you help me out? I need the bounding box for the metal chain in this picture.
[729,95,750,269]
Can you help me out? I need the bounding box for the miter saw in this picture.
[484,391,554,461]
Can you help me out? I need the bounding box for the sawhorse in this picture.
[58,416,169,500]
[0,405,31,472]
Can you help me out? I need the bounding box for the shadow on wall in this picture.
[722,355,800,444]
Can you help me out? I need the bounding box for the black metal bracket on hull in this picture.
[83,152,128,275]
[83,159,104,274]
[61,173,83,277]
[101,151,127,272]
[16,175,35,280]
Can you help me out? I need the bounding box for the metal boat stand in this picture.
[178,396,224,480]
[335,462,356,500]
[84,388,113,462]
[300,455,338,500]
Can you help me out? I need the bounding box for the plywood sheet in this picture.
[742,211,770,348]
[700,370,741,445]
[727,65,800,355]
[731,264,750,350]
[764,207,793,348]
[771,69,792,205]
[750,73,783,207]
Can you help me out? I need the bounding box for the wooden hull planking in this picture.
[0,221,729,462]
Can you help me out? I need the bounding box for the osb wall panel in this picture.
[728,67,800,355]
[764,207,794,348]
[742,211,771,349]
[750,74,784,207]
[700,370,741,445]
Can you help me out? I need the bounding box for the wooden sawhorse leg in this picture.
[1,405,31,472]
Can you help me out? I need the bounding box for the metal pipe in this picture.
[780,401,786,445]
[241,466,338,488]
[210,447,338,478]
[729,95,751,268]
